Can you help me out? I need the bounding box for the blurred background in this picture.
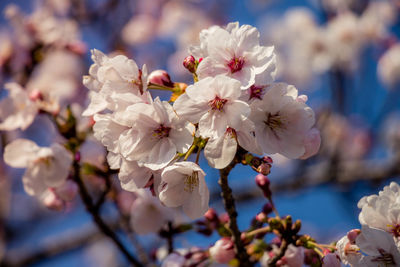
[1,0,400,266]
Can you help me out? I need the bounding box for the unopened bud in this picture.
[255,174,271,198]
[74,151,81,162]
[256,212,267,222]
[292,219,302,234]
[219,213,229,224]
[261,204,272,216]
[347,229,361,244]
[148,69,174,87]
[183,55,196,73]
[204,208,218,222]
[268,218,283,232]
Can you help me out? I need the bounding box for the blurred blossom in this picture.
[378,44,400,88]
[261,244,304,267]
[85,239,121,267]
[121,15,157,45]
[130,189,173,234]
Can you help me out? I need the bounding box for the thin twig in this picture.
[219,160,253,266]
[268,239,288,266]
[72,160,143,267]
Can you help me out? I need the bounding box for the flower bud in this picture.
[347,229,361,244]
[256,212,267,222]
[209,237,235,264]
[183,55,196,73]
[204,208,218,222]
[263,203,273,214]
[219,213,229,224]
[255,174,271,198]
[148,69,174,87]
[56,180,78,201]
[262,156,273,164]
[322,253,341,267]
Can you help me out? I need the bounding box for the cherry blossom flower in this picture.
[250,83,316,158]
[357,182,400,246]
[82,49,150,116]
[195,22,275,89]
[159,162,209,219]
[174,75,250,139]
[209,237,235,264]
[378,44,400,88]
[204,119,261,169]
[4,139,72,197]
[117,98,195,170]
[129,189,172,234]
[0,83,38,131]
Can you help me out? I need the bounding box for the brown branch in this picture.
[219,160,253,267]
[72,160,143,267]
[268,239,288,266]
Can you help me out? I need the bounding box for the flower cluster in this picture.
[84,22,320,221]
[335,182,400,266]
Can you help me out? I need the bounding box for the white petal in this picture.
[4,139,39,168]
[204,132,237,169]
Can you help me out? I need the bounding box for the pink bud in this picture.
[256,174,272,198]
[74,151,81,162]
[29,89,43,101]
[300,128,321,159]
[55,180,78,201]
[209,237,235,264]
[43,190,65,211]
[148,69,174,87]
[204,208,218,222]
[256,212,267,222]
[198,57,203,63]
[347,229,361,244]
[322,253,341,267]
[183,55,196,73]
[219,213,229,224]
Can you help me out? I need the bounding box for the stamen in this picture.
[184,171,199,193]
[227,56,245,74]
[153,124,171,139]
[209,96,228,111]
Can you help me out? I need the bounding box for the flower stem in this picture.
[219,160,253,266]
[245,226,272,237]
[72,160,143,267]
[148,83,174,91]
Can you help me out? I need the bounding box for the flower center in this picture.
[184,171,199,193]
[248,85,268,100]
[389,224,400,238]
[153,124,171,139]
[209,96,228,111]
[371,248,396,265]
[264,113,285,130]
[227,56,245,73]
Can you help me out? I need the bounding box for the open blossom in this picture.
[378,44,400,88]
[0,83,38,131]
[82,49,150,116]
[159,162,209,219]
[337,226,400,267]
[209,237,235,264]
[250,83,316,158]
[357,182,400,246]
[195,22,275,89]
[129,189,172,234]
[117,98,195,170]
[174,75,250,139]
[204,119,261,169]
[4,139,72,197]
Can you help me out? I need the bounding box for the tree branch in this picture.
[72,160,143,267]
[219,160,253,267]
